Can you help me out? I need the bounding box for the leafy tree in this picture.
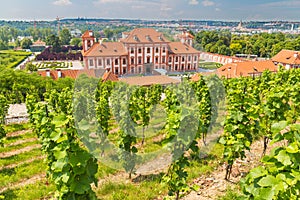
[46,34,61,53]
[70,38,82,47]
[103,28,114,39]
[21,38,32,49]
[59,28,71,45]
[25,62,37,72]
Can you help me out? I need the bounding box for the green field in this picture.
[0,50,31,69]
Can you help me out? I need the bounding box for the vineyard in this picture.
[1,68,300,199]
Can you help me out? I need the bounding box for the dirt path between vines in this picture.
[183,139,286,200]
[0,173,46,194]
[0,144,41,159]
[0,156,45,171]
[5,137,37,147]
[6,130,32,138]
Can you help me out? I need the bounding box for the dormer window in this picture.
[146,35,151,41]
[133,35,138,41]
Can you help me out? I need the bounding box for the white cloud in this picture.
[189,0,199,5]
[161,7,172,11]
[215,7,220,11]
[53,0,72,6]
[262,0,300,7]
[202,0,215,7]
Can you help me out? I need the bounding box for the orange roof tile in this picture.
[168,42,200,54]
[82,30,95,39]
[121,28,169,43]
[83,42,128,57]
[217,60,277,78]
[38,69,97,80]
[32,39,46,46]
[272,49,300,65]
[120,75,180,86]
[190,73,201,82]
[177,32,195,39]
[102,71,119,82]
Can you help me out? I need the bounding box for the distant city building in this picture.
[81,28,200,75]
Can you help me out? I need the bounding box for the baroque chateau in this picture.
[81,28,200,75]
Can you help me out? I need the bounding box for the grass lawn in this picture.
[199,62,223,70]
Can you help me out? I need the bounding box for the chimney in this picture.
[294,53,298,58]
[57,69,62,78]
[46,70,50,77]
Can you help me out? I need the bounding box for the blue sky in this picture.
[1,0,300,21]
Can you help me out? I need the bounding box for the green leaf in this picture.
[271,121,288,134]
[276,150,292,166]
[70,175,90,194]
[258,175,278,187]
[259,187,275,200]
[53,114,68,127]
[248,167,267,179]
[286,143,299,154]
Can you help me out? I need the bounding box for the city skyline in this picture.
[1,0,300,21]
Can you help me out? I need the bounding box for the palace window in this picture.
[115,59,119,65]
[138,56,142,64]
[89,59,94,66]
[131,57,134,65]
[147,47,151,53]
[130,48,134,54]
[155,56,159,63]
[98,59,102,66]
[156,47,159,53]
[107,59,110,65]
[123,58,126,65]
[162,56,166,63]
[138,48,142,53]
[162,47,166,53]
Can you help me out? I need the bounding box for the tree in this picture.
[103,28,114,39]
[59,28,71,45]
[70,38,82,47]
[21,38,33,49]
[46,34,61,53]
[25,62,38,72]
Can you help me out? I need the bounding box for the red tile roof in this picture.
[272,49,300,65]
[38,69,97,80]
[102,71,119,82]
[190,73,201,82]
[168,42,200,54]
[120,75,180,86]
[82,30,95,39]
[217,60,277,78]
[177,31,195,39]
[82,42,128,57]
[120,28,169,43]
[32,39,46,46]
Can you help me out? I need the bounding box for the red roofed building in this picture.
[82,28,200,75]
[101,71,119,82]
[272,49,300,69]
[38,69,103,80]
[217,60,277,78]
